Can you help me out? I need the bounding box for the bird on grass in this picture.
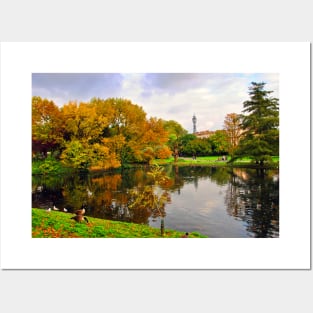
[181,232,189,238]
[71,215,89,223]
[53,205,59,211]
[71,204,88,223]
[46,208,51,212]
[75,204,87,216]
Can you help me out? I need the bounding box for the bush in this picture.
[32,156,69,175]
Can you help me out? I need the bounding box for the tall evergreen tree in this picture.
[232,82,279,165]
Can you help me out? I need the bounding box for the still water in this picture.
[32,165,279,238]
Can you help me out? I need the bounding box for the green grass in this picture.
[32,208,207,238]
[153,155,279,168]
[32,157,73,175]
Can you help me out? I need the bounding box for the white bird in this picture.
[87,188,93,197]
[46,208,51,212]
[63,208,68,212]
[53,205,59,211]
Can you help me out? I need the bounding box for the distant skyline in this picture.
[32,73,279,133]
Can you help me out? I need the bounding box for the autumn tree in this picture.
[32,96,63,157]
[223,113,242,157]
[33,96,178,171]
[141,118,172,162]
[102,98,148,164]
[232,82,279,165]
[61,101,108,142]
[60,100,119,169]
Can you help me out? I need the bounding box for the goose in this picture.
[46,208,51,212]
[75,208,85,216]
[53,205,59,211]
[75,205,87,216]
[71,215,89,223]
[181,232,189,238]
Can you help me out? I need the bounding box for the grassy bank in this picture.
[32,208,207,238]
[33,155,279,175]
[153,156,279,168]
[32,157,74,175]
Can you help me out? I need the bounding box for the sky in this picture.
[32,73,279,133]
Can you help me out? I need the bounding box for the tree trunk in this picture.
[160,218,164,236]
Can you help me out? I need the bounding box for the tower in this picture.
[192,114,197,134]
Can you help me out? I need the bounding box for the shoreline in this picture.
[32,208,207,238]
[32,156,279,175]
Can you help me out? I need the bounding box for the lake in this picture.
[32,165,279,238]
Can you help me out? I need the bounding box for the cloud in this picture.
[32,73,124,105]
[141,73,211,95]
[32,72,279,133]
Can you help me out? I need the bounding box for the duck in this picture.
[71,215,89,223]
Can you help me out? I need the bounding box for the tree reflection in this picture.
[33,167,173,227]
[176,166,231,187]
[128,164,171,235]
[32,166,279,237]
[225,168,279,237]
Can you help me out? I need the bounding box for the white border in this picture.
[0,42,310,269]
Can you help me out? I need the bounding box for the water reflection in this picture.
[32,165,279,238]
[225,168,279,237]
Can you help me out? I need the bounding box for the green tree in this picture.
[232,82,279,165]
[163,120,188,161]
[208,130,229,155]
[180,137,212,156]
[60,140,90,169]
[179,134,197,156]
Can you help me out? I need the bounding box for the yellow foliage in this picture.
[156,145,172,159]
[33,96,177,168]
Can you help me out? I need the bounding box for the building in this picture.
[194,130,215,139]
